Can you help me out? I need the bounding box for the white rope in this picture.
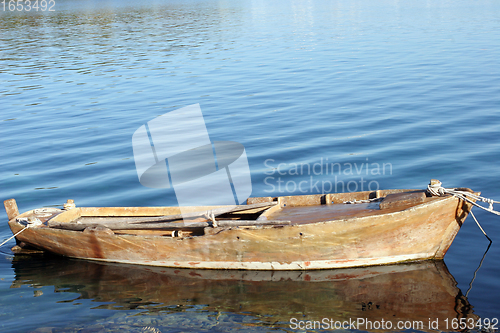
[344,197,383,204]
[427,181,499,241]
[470,210,492,242]
[427,181,500,216]
[211,212,218,228]
[0,226,29,248]
[0,217,43,248]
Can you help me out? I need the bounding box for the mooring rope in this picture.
[427,181,500,216]
[0,227,29,248]
[427,180,499,241]
[469,210,492,242]
[0,218,42,248]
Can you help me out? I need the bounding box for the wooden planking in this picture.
[247,197,275,205]
[50,204,273,224]
[61,202,276,225]
[379,191,427,210]
[48,219,291,231]
[278,194,324,207]
[49,208,82,223]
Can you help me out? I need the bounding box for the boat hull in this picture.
[6,189,473,270]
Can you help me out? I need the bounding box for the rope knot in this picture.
[481,198,494,211]
[427,180,444,196]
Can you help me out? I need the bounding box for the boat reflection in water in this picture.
[12,256,476,331]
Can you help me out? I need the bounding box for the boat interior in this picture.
[8,188,451,242]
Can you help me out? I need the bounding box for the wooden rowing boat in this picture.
[4,180,476,270]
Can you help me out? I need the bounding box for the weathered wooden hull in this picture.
[6,189,473,270]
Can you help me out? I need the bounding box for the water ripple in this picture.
[0,0,500,325]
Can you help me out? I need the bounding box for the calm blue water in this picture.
[1,0,500,331]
